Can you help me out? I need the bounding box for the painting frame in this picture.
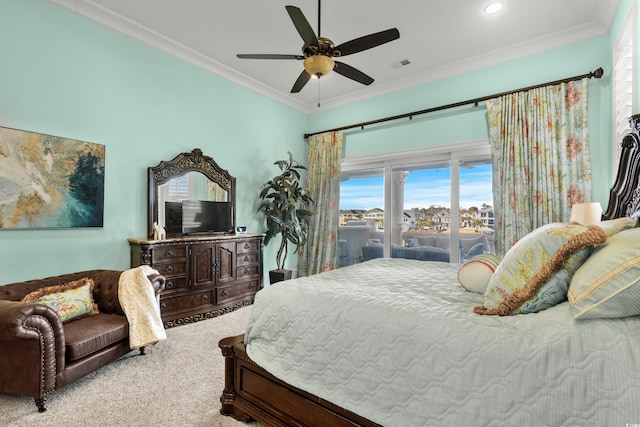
[0,126,105,229]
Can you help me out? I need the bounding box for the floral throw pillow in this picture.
[475,223,607,315]
[21,277,100,323]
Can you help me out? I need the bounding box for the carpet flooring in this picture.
[0,306,258,427]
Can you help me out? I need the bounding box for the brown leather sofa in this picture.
[0,270,165,412]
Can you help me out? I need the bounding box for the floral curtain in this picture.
[486,78,591,256]
[298,131,343,276]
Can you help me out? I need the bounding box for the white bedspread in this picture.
[118,265,166,349]
[245,258,640,426]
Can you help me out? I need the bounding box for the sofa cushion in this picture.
[63,313,129,361]
[435,236,450,249]
[21,278,99,323]
[417,236,436,247]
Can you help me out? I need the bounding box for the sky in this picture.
[340,164,493,210]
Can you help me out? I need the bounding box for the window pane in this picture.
[338,144,493,266]
[339,168,384,267]
[391,163,452,263]
[458,157,495,261]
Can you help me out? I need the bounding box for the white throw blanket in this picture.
[118,265,167,349]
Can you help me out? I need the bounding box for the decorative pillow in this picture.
[21,278,99,323]
[568,227,640,319]
[475,223,607,316]
[598,216,636,236]
[405,237,420,247]
[457,254,502,294]
[464,242,487,260]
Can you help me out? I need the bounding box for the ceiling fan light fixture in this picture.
[304,55,335,78]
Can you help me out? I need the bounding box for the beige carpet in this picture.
[0,306,258,427]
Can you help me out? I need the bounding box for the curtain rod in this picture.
[304,67,604,139]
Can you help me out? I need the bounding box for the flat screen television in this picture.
[180,200,234,235]
[164,201,183,235]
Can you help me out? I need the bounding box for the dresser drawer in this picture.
[237,252,259,267]
[237,265,260,280]
[152,245,188,263]
[154,261,188,277]
[162,277,188,292]
[217,280,259,303]
[159,290,213,313]
[236,240,260,254]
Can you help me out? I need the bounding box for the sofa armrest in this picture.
[0,300,65,396]
[90,270,165,314]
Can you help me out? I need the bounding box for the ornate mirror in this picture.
[147,148,236,238]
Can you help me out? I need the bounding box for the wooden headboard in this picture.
[602,114,640,220]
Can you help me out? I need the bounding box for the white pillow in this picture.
[457,254,501,294]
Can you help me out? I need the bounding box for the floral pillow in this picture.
[598,216,636,236]
[475,223,607,316]
[21,277,100,323]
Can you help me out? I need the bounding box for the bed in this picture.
[219,115,640,427]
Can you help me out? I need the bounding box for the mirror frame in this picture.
[147,148,236,238]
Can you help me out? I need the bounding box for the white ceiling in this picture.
[49,0,619,113]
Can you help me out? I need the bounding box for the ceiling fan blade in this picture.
[333,61,374,86]
[237,54,304,60]
[285,5,318,46]
[333,28,400,56]
[291,70,312,93]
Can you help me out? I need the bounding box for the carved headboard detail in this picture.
[602,114,640,220]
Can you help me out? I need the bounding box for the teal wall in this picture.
[309,36,613,206]
[0,0,307,283]
[0,0,630,283]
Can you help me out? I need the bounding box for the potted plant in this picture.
[258,152,314,283]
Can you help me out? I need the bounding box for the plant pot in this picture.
[269,269,292,284]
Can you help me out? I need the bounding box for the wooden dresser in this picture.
[128,233,263,328]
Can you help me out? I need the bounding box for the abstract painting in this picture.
[0,126,105,229]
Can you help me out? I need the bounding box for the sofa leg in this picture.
[139,346,146,355]
[35,397,47,412]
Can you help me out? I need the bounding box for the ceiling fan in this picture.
[236,1,400,93]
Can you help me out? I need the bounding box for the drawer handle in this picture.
[165,265,174,273]
[165,250,173,258]
[222,289,228,297]
[249,283,255,289]
[244,255,250,262]
[165,281,174,289]
[201,294,209,302]
[244,243,250,249]
[244,268,250,274]
[160,302,167,310]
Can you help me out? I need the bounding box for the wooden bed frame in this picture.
[218,114,640,427]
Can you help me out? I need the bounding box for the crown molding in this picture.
[47,0,310,112]
[48,0,618,115]
[313,21,612,112]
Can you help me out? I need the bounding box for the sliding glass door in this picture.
[338,143,493,267]
[339,167,384,267]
